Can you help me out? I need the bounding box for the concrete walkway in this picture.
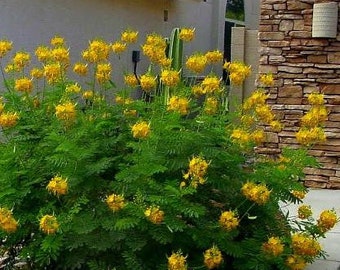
[281,189,340,270]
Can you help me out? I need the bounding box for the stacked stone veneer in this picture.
[259,0,340,188]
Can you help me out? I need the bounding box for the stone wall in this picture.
[259,0,340,188]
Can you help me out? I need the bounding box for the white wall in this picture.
[0,0,226,87]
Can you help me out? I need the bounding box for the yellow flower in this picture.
[291,233,321,257]
[243,90,269,111]
[140,74,156,92]
[0,208,18,233]
[191,84,205,96]
[231,128,251,145]
[144,206,164,224]
[204,97,219,115]
[251,129,266,145]
[142,33,167,64]
[131,121,150,139]
[0,112,19,128]
[270,120,284,132]
[296,127,326,146]
[241,115,255,126]
[185,54,207,74]
[0,40,13,58]
[112,41,127,54]
[106,194,126,212]
[44,63,62,84]
[241,182,271,205]
[301,106,328,127]
[47,175,68,195]
[167,251,187,270]
[167,96,189,116]
[161,69,180,87]
[298,205,312,220]
[291,190,307,200]
[179,27,195,42]
[224,61,251,86]
[73,62,88,76]
[55,101,76,122]
[13,51,30,69]
[82,90,94,100]
[262,237,284,256]
[52,47,70,65]
[203,246,223,269]
[50,35,64,47]
[259,73,275,87]
[308,92,325,105]
[121,29,138,43]
[30,68,44,79]
[201,76,221,94]
[4,63,17,73]
[96,63,111,84]
[255,104,275,124]
[35,45,52,63]
[39,215,59,234]
[124,74,139,87]
[219,210,239,231]
[14,77,33,93]
[159,57,172,68]
[82,39,110,63]
[188,156,209,178]
[205,50,223,64]
[286,255,307,270]
[66,83,81,94]
[317,209,338,232]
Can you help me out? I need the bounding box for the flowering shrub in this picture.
[0,28,338,270]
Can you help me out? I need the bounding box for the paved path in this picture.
[281,189,340,270]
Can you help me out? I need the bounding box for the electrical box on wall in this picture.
[312,2,338,38]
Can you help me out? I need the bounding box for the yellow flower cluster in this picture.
[201,75,221,94]
[112,41,127,54]
[179,27,195,42]
[0,207,18,233]
[317,209,338,232]
[13,51,30,70]
[66,83,82,94]
[167,251,187,270]
[262,236,284,256]
[124,73,139,87]
[115,96,133,105]
[219,210,239,231]
[35,45,52,63]
[144,206,164,224]
[106,194,126,212]
[296,92,327,146]
[185,53,207,74]
[14,77,33,93]
[82,39,111,63]
[291,190,307,200]
[73,62,88,76]
[120,29,138,44]
[204,97,219,115]
[142,33,168,65]
[285,255,307,270]
[161,69,180,87]
[0,40,12,58]
[95,63,111,84]
[167,96,189,116]
[51,35,64,47]
[182,156,209,188]
[241,182,271,205]
[51,46,70,65]
[44,62,62,84]
[258,73,275,87]
[205,50,223,64]
[131,121,150,139]
[39,214,59,234]
[30,67,44,79]
[223,61,251,86]
[297,205,312,220]
[203,246,223,269]
[55,101,77,122]
[291,233,321,257]
[46,175,68,196]
[231,128,251,145]
[0,112,19,128]
[140,74,156,92]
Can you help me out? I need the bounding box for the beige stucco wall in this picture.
[0,0,226,86]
